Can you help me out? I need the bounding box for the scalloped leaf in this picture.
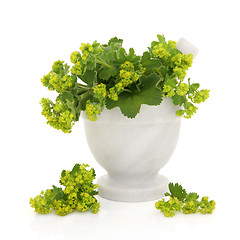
[106,73,163,118]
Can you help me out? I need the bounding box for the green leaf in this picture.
[172,94,186,106]
[106,93,141,118]
[90,190,99,196]
[71,164,80,176]
[159,66,170,79]
[61,91,73,102]
[106,73,163,118]
[128,48,135,59]
[165,183,187,202]
[185,192,199,202]
[118,47,127,61]
[61,170,66,178]
[165,74,177,87]
[189,83,200,93]
[86,61,96,70]
[92,41,100,48]
[141,51,162,70]
[79,93,92,111]
[99,67,118,81]
[51,185,64,201]
[81,70,97,87]
[127,48,140,64]
[137,74,163,105]
[108,37,123,46]
[141,51,150,62]
[157,34,166,44]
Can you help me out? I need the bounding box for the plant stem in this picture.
[77,84,90,91]
[89,53,111,68]
[123,89,132,93]
[78,83,89,88]
[80,91,90,99]
[96,59,112,68]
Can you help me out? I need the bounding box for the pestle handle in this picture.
[176,38,199,58]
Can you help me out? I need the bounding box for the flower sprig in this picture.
[30,164,100,216]
[155,183,216,217]
[40,97,75,133]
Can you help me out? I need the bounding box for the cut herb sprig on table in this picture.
[155,182,216,217]
[30,164,100,216]
[40,35,210,133]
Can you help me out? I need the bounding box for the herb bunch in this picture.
[30,164,100,216]
[40,35,210,133]
[155,183,216,217]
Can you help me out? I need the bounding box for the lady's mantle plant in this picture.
[40,35,210,133]
[155,183,216,217]
[30,164,100,216]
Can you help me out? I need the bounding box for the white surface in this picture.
[1,0,240,239]
[82,99,181,201]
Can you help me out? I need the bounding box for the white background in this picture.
[1,0,240,239]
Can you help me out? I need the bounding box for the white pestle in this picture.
[176,38,199,58]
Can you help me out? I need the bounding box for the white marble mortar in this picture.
[82,98,181,202]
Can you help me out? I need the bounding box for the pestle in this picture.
[176,38,199,58]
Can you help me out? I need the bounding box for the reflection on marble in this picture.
[82,98,181,202]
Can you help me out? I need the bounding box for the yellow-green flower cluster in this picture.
[54,199,74,216]
[76,193,100,214]
[41,60,76,93]
[93,83,107,103]
[70,50,83,75]
[182,200,199,214]
[85,100,100,121]
[174,87,210,119]
[176,102,198,119]
[49,73,75,93]
[171,53,193,68]
[152,38,193,81]
[30,164,100,216]
[108,87,120,101]
[171,53,193,80]
[71,61,82,75]
[119,61,140,85]
[70,51,81,64]
[168,40,177,49]
[163,85,176,97]
[162,77,178,97]
[156,195,216,217]
[80,43,94,61]
[192,89,210,104]
[173,67,187,80]
[152,43,171,59]
[198,197,216,214]
[41,73,54,91]
[52,60,64,74]
[108,61,140,101]
[155,197,183,217]
[177,83,189,96]
[40,98,75,133]
[29,190,52,214]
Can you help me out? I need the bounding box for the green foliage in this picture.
[164,182,187,201]
[30,164,100,216]
[156,182,216,217]
[40,35,210,133]
[106,73,163,118]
